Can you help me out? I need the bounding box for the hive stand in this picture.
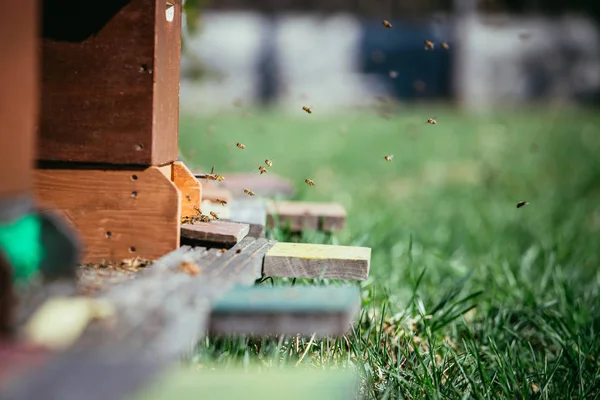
[34,0,200,263]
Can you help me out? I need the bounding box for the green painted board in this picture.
[130,365,358,400]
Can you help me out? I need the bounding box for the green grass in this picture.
[178,105,600,399]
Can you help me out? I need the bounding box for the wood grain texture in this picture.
[180,221,249,247]
[171,161,201,218]
[34,166,181,263]
[266,201,347,232]
[209,285,360,337]
[263,243,371,281]
[38,0,182,165]
[0,0,37,196]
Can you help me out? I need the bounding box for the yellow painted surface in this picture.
[266,242,371,261]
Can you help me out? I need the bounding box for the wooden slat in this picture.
[38,0,182,165]
[228,198,267,238]
[209,285,360,336]
[266,201,347,232]
[172,161,201,218]
[263,243,371,280]
[0,0,37,197]
[180,221,249,247]
[34,165,181,263]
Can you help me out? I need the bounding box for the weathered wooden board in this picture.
[209,285,360,337]
[38,0,182,165]
[263,243,371,280]
[34,165,181,263]
[180,221,249,247]
[172,162,201,218]
[228,198,267,238]
[266,201,347,232]
[0,0,37,197]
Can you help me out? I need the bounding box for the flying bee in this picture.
[258,166,267,175]
[441,42,450,50]
[205,166,218,180]
[302,106,312,114]
[427,118,437,125]
[382,20,392,28]
[265,159,272,168]
[215,174,225,182]
[243,189,255,196]
[305,178,315,186]
[216,198,227,206]
[424,40,435,50]
[516,201,529,208]
[210,211,219,220]
[384,155,394,162]
[236,142,246,149]
[193,205,202,215]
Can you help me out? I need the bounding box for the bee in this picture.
[185,193,192,201]
[427,118,437,125]
[219,248,227,253]
[258,166,267,175]
[389,70,398,79]
[441,42,450,50]
[236,142,246,149]
[210,211,219,220]
[382,20,392,28]
[205,166,218,181]
[302,106,312,114]
[265,159,273,168]
[199,214,211,223]
[193,205,202,215]
[516,201,529,208]
[181,215,193,224]
[384,155,394,162]
[305,178,315,186]
[216,198,227,206]
[424,40,435,50]
[243,189,255,196]
[179,260,201,276]
[215,174,225,182]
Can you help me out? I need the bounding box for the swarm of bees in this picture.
[236,142,246,149]
[384,155,394,162]
[382,20,392,28]
[302,106,312,114]
[517,201,529,208]
[258,165,267,175]
[305,178,315,186]
[243,189,255,196]
[427,118,437,125]
[424,40,435,50]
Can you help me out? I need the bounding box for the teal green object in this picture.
[0,213,45,285]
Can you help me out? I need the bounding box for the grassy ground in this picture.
[177,105,600,399]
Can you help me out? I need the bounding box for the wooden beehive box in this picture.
[38,0,182,165]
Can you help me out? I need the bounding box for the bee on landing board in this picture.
[199,214,211,223]
[178,260,201,276]
[193,205,202,215]
[216,198,227,206]
[382,20,392,28]
[302,106,312,114]
[265,159,273,168]
[258,166,267,175]
[210,211,219,220]
[305,179,315,186]
[424,40,435,50]
[516,201,529,208]
[427,118,437,125]
[243,189,255,196]
[384,155,394,162]
[236,142,246,149]
[441,42,450,50]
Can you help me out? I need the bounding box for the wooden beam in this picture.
[0,0,37,197]
[180,221,249,247]
[209,285,361,337]
[263,243,371,280]
[266,201,347,232]
[171,161,201,218]
[34,165,181,263]
[38,0,183,165]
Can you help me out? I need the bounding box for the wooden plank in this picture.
[172,161,201,218]
[207,238,277,284]
[0,0,37,197]
[180,221,249,247]
[266,201,347,232]
[217,173,295,199]
[34,165,181,263]
[209,285,360,337]
[263,243,371,280]
[228,198,267,238]
[38,0,182,165]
